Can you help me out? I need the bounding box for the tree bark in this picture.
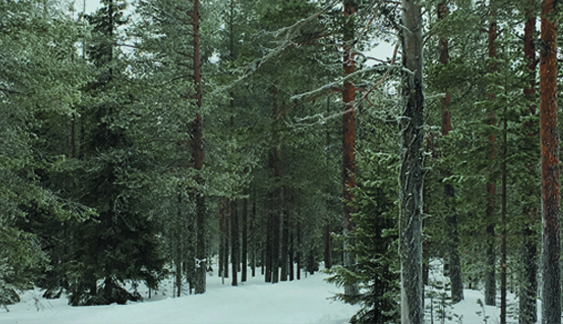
[342,0,358,297]
[519,4,538,323]
[438,1,463,304]
[280,187,290,281]
[484,1,498,306]
[250,183,256,278]
[231,199,239,286]
[242,185,248,282]
[399,0,424,322]
[224,199,230,279]
[219,203,225,279]
[500,90,508,324]
[289,224,294,281]
[190,0,206,295]
[540,0,560,322]
[297,221,301,280]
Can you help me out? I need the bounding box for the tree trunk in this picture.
[268,83,281,284]
[231,199,239,286]
[500,85,508,324]
[399,0,424,322]
[242,185,248,282]
[323,223,332,270]
[342,0,358,297]
[297,221,301,280]
[224,199,230,279]
[280,187,290,281]
[219,204,225,279]
[438,1,463,304]
[519,4,538,323]
[324,96,332,271]
[251,183,256,278]
[190,0,206,295]
[540,0,560,322]
[484,1,498,306]
[289,224,294,281]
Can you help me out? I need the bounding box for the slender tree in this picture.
[484,0,498,306]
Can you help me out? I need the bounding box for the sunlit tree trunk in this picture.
[399,0,424,322]
[540,0,560,322]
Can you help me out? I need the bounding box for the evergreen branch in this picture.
[277,89,341,118]
[0,87,22,95]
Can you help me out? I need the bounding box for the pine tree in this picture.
[399,0,424,322]
[539,0,560,321]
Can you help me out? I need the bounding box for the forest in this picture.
[0,0,561,323]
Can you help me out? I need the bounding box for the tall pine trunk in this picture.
[342,0,358,297]
[242,185,248,282]
[190,0,206,295]
[219,204,225,279]
[280,187,290,281]
[540,0,560,322]
[519,3,538,322]
[297,221,301,280]
[484,1,498,306]
[399,0,424,322]
[250,183,257,278]
[267,82,281,284]
[231,199,239,286]
[223,199,230,279]
[437,0,463,304]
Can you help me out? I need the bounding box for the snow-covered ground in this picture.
[1,266,359,324]
[1,261,541,324]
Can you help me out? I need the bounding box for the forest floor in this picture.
[1,261,538,324]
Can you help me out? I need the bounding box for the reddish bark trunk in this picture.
[342,0,356,234]
[540,0,560,321]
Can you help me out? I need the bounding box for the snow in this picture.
[0,267,359,324]
[1,261,545,324]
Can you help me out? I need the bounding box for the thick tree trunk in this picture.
[437,1,463,304]
[399,0,424,323]
[519,5,538,323]
[484,2,498,306]
[342,0,358,297]
[540,0,560,322]
[231,199,239,286]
